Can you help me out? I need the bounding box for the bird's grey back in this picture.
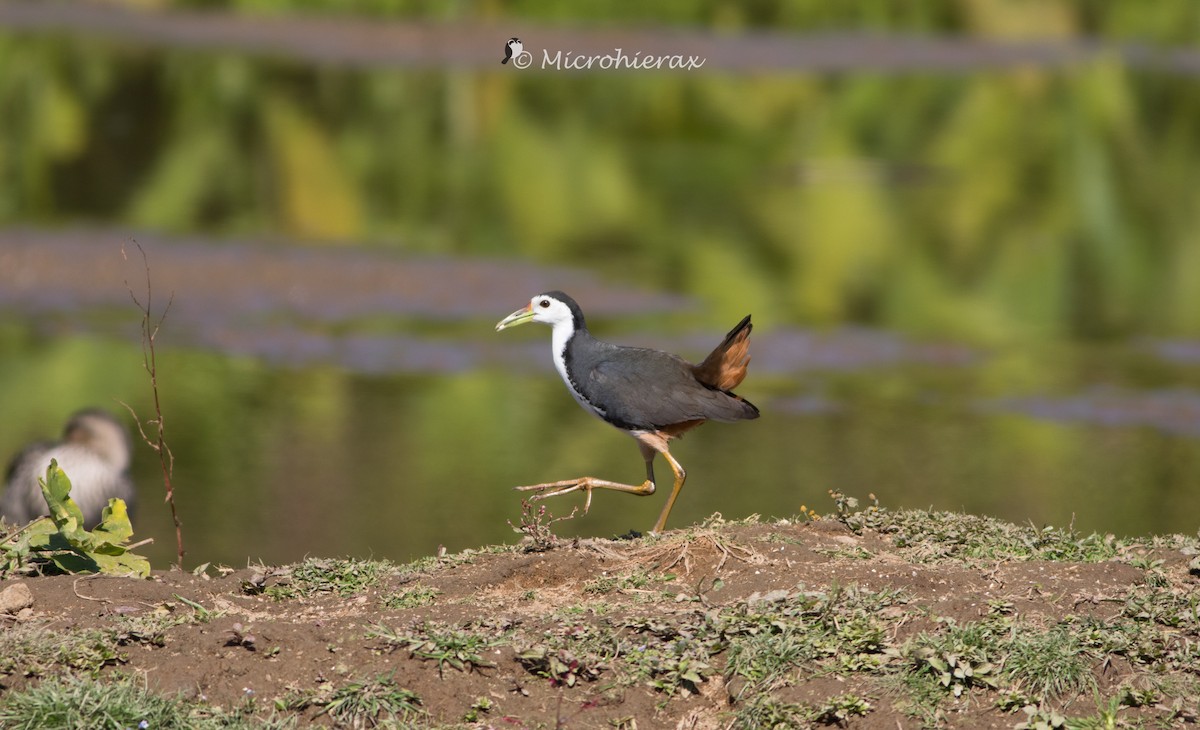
[566,334,758,431]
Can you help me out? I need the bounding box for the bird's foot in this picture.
[515,479,595,514]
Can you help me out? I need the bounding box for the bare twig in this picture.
[72,575,110,604]
[119,241,184,568]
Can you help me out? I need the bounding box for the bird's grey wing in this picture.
[1,441,54,524]
[587,351,740,428]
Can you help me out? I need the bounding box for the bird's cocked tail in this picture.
[693,315,753,392]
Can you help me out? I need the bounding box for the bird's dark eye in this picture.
[539,299,550,308]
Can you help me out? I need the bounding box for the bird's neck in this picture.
[550,318,581,386]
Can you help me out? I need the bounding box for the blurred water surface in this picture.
[1,5,1199,566]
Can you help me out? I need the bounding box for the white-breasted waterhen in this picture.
[0,408,135,529]
[496,291,759,533]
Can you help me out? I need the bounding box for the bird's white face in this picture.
[495,294,573,331]
[526,294,573,326]
[508,39,523,55]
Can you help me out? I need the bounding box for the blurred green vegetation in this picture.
[109,0,1200,46]
[2,21,1200,341]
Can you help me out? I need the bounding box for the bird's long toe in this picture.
[515,478,594,513]
[514,478,587,493]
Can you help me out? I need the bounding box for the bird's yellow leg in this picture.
[515,477,655,514]
[651,448,687,534]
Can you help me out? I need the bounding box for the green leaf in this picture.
[38,460,87,537]
[91,499,135,544]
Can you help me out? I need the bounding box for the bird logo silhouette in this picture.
[502,38,523,65]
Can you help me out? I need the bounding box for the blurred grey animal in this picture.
[1,409,135,528]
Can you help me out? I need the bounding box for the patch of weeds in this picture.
[898,618,1003,699]
[0,673,176,730]
[893,511,1123,564]
[617,615,722,696]
[517,646,603,687]
[370,622,499,676]
[0,625,123,678]
[1123,586,1200,628]
[893,665,950,727]
[0,673,293,729]
[897,615,1102,720]
[264,557,394,600]
[721,584,901,695]
[1116,682,1159,708]
[318,674,423,727]
[825,490,1130,565]
[392,549,478,580]
[583,570,663,595]
[382,583,440,609]
[1005,625,1096,698]
[731,693,810,729]
[626,647,713,696]
[509,499,577,552]
[1127,555,1169,587]
[724,627,815,692]
[1072,615,1169,666]
[812,544,875,560]
[518,622,618,687]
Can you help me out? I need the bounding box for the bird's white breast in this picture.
[550,320,607,420]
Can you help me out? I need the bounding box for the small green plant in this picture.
[1066,696,1128,730]
[921,649,998,697]
[0,461,150,577]
[828,490,880,533]
[643,653,712,696]
[517,646,602,687]
[1015,703,1067,730]
[1117,683,1159,708]
[813,693,871,724]
[463,696,494,722]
